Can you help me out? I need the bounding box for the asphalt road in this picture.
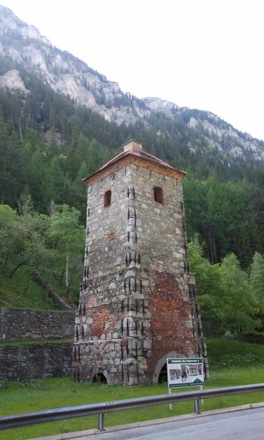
[55,406,264,440]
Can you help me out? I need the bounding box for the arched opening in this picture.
[104,190,111,207]
[153,186,163,204]
[158,363,167,383]
[152,351,184,384]
[92,373,107,384]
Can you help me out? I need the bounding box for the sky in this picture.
[1,0,264,141]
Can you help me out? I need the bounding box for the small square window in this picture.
[104,190,111,207]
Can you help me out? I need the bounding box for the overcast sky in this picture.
[1,0,264,141]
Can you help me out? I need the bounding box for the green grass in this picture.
[1,340,264,439]
[207,338,264,369]
[0,263,79,310]
[0,339,71,347]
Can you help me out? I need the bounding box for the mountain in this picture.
[0,3,264,164]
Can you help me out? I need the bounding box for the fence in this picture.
[0,383,264,432]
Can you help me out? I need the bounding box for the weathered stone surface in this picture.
[0,308,74,341]
[0,343,72,381]
[0,308,74,381]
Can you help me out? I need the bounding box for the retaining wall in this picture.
[0,308,75,381]
[0,308,75,341]
[0,342,72,381]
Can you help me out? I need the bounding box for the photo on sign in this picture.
[169,369,181,381]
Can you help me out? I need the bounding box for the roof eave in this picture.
[83,154,186,185]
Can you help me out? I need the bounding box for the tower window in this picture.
[104,190,112,207]
[153,186,163,204]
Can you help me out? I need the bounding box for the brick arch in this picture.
[152,351,186,384]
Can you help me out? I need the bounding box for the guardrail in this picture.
[0,383,264,432]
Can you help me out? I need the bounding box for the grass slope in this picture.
[0,264,75,310]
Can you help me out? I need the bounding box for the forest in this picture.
[0,77,264,340]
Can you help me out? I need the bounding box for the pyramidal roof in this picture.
[100,140,177,171]
[83,139,186,184]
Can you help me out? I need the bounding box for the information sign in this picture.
[167,358,204,388]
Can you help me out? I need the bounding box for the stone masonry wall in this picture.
[74,160,202,385]
[0,308,74,341]
[0,308,74,381]
[127,164,199,383]
[0,343,72,381]
[75,163,131,383]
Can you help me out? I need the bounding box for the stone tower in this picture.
[73,140,207,385]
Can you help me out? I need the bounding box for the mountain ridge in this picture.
[0,3,264,163]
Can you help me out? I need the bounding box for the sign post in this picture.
[167,358,204,412]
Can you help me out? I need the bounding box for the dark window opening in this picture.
[92,373,107,384]
[158,363,167,383]
[154,186,163,204]
[104,190,111,207]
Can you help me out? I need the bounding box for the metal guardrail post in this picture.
[98,412,105,431]
[194,398,200,414]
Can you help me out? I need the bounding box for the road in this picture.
[64,406,264,440]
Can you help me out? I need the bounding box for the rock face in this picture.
[0,69,29,94]
[73,140,207,385]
